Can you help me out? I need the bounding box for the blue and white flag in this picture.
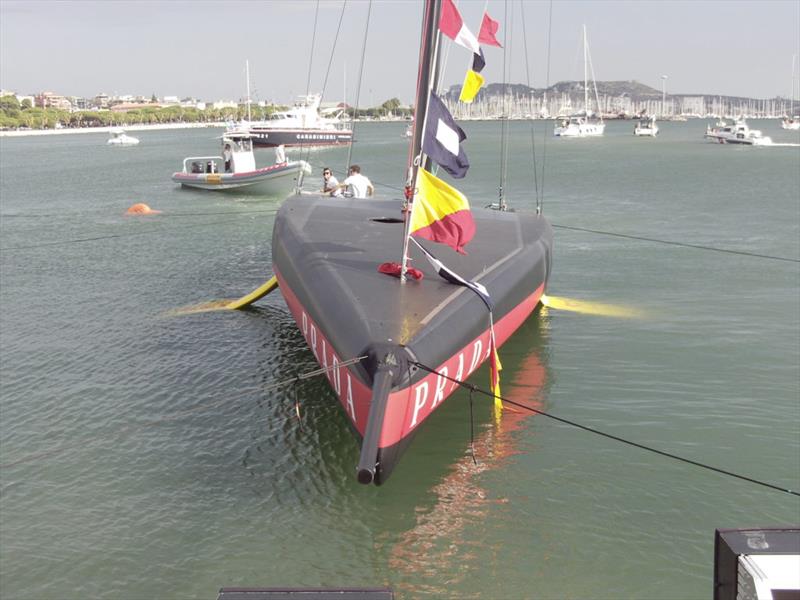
[422,91,470,179]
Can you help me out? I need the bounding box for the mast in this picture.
[789,54,797,118]
[583,25,588,115]
[399,0,442,282]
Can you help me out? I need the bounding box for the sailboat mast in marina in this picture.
[782,54,800,130]
[554,24,605,137]
[269,0,554,485]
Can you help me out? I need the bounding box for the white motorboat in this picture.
[554,25,605,138]
[704,119,772,145]
[171,130,310,196]
[634,116,659,136]
[107,128,139,146]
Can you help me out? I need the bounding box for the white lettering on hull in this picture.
[407,338,488,433]
[410,382,428,428]
[295,306,494,442]
[298,309,356,424]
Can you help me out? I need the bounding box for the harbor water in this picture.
[1,120,799,599]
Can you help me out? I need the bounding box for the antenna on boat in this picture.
[245,60,252,122]
[399,0,442,283]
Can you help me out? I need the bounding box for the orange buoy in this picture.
[125,203,161,215]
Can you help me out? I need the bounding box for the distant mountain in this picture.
[443,80,766,104]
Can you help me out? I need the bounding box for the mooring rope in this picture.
[552,223,800,263]
[412,360,800,498]
[0,355,367,470]
[0,211,279,252]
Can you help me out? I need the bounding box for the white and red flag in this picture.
[439,0,481,54]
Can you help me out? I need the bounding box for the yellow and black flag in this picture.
[459,50,486,103]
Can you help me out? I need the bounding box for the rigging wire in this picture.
[497,0,509,210]
[540,0,553,213]
[411,361,800,498]
[344,0,373,173]
[519,0,540,213]
[319,0,349,103]
[304,0,321,101]
[298,0,322,163]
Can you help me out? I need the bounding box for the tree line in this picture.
[0,95,412,130]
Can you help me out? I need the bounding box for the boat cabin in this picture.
[180,131,258,176]
[222,132,256,173]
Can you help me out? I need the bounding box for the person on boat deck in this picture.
[334,164,374,198]
[320,167,342,197]
[223,144,232,172]
[274,144,286,164]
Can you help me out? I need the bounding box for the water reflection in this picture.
[386,312,551,597]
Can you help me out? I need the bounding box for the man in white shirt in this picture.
[335,164,374,198]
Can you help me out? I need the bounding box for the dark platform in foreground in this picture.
[217,588,393,600]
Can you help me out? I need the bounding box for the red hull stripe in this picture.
[275,266,544,448]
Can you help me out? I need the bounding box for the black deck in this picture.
[272,194,553,389]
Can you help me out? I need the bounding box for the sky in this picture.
[1,0,799,106]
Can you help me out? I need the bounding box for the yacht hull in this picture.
[250,128,353,148]
[271,194,553,484]
[554,123,605,137]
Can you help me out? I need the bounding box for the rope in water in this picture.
[0,355,367,470]
[551,223,800,263]
[410,360,799,498]
[4,349,796,500]
[4,207,797,265]
[0,211,279,251]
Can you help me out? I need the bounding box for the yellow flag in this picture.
[459,70,485,103]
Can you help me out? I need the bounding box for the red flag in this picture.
[478,12,502,47]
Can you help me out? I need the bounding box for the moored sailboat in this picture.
[270,0,554,485]
[781,54,800,130]
[634,115,658,137]
[554,25,605,138]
